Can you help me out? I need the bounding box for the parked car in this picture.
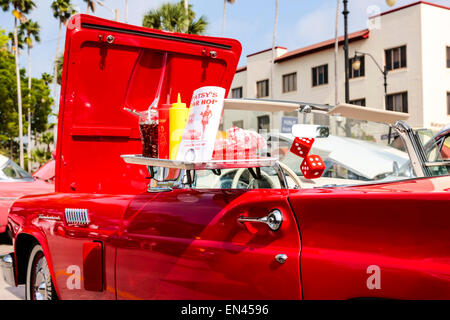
[1,15,449,300]
[0,156,54,235]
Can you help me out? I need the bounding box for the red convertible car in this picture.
[0,15,449,300]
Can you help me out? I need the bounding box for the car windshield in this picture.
[0,159,33,181]
[221,109,413,189]
[151,110,416,190]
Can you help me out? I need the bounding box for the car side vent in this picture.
[65,208,90,225]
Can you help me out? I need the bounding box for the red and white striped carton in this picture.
[212,139,226,160]
[212,127,267,161]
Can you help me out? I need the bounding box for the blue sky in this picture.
[0,0,449,78]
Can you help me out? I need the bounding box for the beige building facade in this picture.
[226,1,450,132]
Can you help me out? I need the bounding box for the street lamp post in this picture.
[97,1,120,21]
[343,0,350,103]
[342,0,396,104]
[352,51,388,106]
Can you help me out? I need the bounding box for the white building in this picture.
[226,1,450,132]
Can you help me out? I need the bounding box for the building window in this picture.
[231,87,243,99]
[257,115,270,131]
[350,98,366,106]
[282,72,297,93]
[385,45,407,71]
[447,47,450,68]
[256,79,269,98]
[312,64,328,87]
[447,92,450,115]
[386,92,408,113]
[232,120,244,129]
[349,56,365,79]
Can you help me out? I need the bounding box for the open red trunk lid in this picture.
[56,14,242,194]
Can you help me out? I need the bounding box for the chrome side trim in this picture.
[275,162,288,189]
[0,253,16,287]
[38,215,61,221]
[0,197,19,201]
[424,161,450,167]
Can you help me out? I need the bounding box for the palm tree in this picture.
[0,0,36,169]
[41,72,53,86]
[142,1,207,35]
[183,0,188,32]
[83,0,95,14]
[51,0,75,144]
[8,29,24,54]
[55,53,64,85]
[19,19,39,172]
[222,0,235,36]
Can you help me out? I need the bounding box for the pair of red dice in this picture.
[290,137,325,179]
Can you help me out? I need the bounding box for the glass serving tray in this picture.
[121,154,279,170]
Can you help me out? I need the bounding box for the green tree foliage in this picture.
[24,77,53,134]
[19,19,40,48]
[0,29,52,161]
[0,27,8,47]
[8,29,24,51]
[83,0,95,14]
[142,0,207,35]
[50,0,74,24]
[41,72,52,85]
[0,0,34,12]
[0,0,37,168]
[31,129,54,164]
[51,0,75,120]
[55,53,63,85]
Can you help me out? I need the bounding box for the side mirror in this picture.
[392,161,399,177]
[292,124,329,138]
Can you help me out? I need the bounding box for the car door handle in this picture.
[238,209,283,231]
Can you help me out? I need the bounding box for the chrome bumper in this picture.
[0,253,16,287]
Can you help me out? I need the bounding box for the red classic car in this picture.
[0,15,449,300]
[0,156,54,235]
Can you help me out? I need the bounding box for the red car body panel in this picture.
[10,189,302,300]
[289,176,450,300]
[32,160,55,182]
[6,15,450,300]
[115,189,301,300]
